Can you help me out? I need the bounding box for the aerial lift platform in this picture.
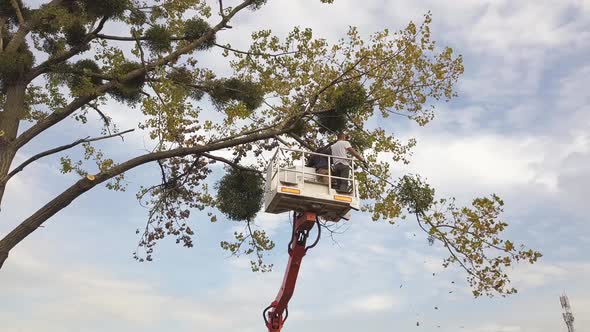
[262,147,360,331]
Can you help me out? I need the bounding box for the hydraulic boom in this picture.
[263,211,320,332]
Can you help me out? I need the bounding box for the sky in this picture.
[1,0,590,331]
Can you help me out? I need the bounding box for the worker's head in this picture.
[337,132,347,140]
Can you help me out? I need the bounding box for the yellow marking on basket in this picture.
[334,195,352,202]
[281,187,300,194]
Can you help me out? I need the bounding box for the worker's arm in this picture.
[346,147,366,163]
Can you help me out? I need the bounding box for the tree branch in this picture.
[273,135,292,148]
[429,224,510,254]
[287,132,316,150]
[415,213,482,282]
[0,18,5,50]
[305,55,367,113]
[15,89,112,150]
[96,34,185,41]
[0,116,290,269]
[156,159,168,185]
[10,0,25,26]
[202,152,262,175]
[14,0,255,152]
[87,104,111,129]
[6,129,135,181]
[4,0,64,53]
[213,43,298,57]
[26,16,109,81]
[218,0,226,18]
[96,35,297,58]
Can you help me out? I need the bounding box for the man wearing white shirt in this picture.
[330,132,365,192]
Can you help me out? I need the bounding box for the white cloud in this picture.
[349,294,400,313]
[0,245,286,332]
[475,324,523,332]
[511,261,590,290]
[389,133,553,198]
[464,1,588,53]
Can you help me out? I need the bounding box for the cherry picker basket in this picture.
[264,147,360,221]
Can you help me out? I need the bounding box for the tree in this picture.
[0,0,540,297]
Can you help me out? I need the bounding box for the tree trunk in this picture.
[0,84,26,211]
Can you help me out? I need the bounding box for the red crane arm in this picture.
[264,211,319,332]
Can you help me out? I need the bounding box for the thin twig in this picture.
[156,159,168,186]
[87,104,111,132]
[218,0,226,18]
[415,213,482,281]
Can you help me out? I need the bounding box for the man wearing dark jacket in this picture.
[308,145,331,184]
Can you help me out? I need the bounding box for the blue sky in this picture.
[1,1,589,331]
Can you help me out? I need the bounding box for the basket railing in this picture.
[267,147,358,198]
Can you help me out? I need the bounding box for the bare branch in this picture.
[156,159,168,185]
[97,34,187,41]
[207,121,283,145]
[87,104,111,129]
[213,43,298,57]
[7,129,135,181]
[133,31,148,65]
[319,220,350,246]
[246,219,266,268]
[219,0,226,18]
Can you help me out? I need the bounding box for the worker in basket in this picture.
[330,132,366,193]
[306,133,365,191]
[306,144,331,184]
